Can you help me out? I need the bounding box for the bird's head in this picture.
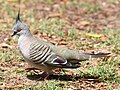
[12,10,29,36]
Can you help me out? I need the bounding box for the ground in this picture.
[0,0,120,90]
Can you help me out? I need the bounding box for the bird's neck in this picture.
[18,31,33,45]
[24,30,33,37]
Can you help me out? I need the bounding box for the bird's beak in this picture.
[11,31,17,37]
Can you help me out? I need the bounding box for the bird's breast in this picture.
[18,36,31,60]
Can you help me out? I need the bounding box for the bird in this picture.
[12,10,111,80]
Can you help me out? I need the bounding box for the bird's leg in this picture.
[37,71,49,80]
[35,71,49,80]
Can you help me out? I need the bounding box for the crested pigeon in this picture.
[12,11,110,79]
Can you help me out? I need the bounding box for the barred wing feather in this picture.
[29,42,68,68]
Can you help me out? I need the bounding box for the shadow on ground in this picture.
[27,74,82,81]
[27,74,101,82]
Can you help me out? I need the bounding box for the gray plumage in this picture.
[12,11,110,79]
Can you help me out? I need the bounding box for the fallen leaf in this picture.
[31,30,39,35]
[0,43,13,49]
[79,21,90,26]
[58,40,67,45]
[84,33,103,38]
[0,85,23,89]
[47,13,62,18]
[7,0,18,3]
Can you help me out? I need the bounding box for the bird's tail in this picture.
[61,53,111,69]
[79,53,111,60]
[63,53,111,68]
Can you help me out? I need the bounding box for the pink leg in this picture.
[25,68,49,80]
[38,71,49,80]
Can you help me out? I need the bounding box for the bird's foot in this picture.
[37,71,49,81]
[25,68,39,73]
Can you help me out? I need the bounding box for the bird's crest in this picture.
[16,0,21,23]
[16,8,21,23]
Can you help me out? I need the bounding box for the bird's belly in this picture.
[25,59,54,73]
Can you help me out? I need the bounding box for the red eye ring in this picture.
[17,28,22,32]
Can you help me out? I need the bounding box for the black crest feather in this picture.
[16,9,21,23]
[16,0,21,23]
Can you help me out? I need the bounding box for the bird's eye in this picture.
[17,28,22,32]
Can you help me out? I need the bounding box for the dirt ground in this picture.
[0,0,120,90]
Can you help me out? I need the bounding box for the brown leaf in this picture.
[7,0,18,4]
[79,21,90,26]
[58,40,67,45]
[47,13,62,18]
[0,43,12,49]
[31,30,39,35]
